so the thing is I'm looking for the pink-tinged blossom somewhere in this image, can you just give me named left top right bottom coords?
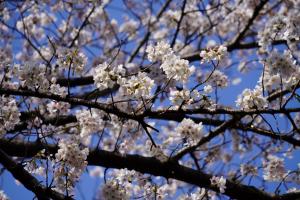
left=207, top=70, right=229, bottom=88
left=169, top=89, right=200, bottom=108
left=100, top=180, right=129, bottom=200
left=46, top=101, right=70, bottom=117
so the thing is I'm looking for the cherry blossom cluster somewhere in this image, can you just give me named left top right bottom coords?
left=0, top=96, right=20, bottom=136
left=54, top=136, right=89, bottom=193
left=175, top=118, right=204, bottom=146
left=12, top=63, right=50, bottom=91
left=1, top=0, right=300, bottom=199
left=99, top=169, right=137, bottom=199
left=16, top=4, right=52, bottom=39
left=119, top=19, right=139, bottom=39
left=258, top=11, right=300, bottom=50
left=49, top=82, right=68, bottom=98
left=162, top=56, right=195, bottom=83
left=240, top=164, right=258, bottom=176
left=236, top=85, right=268, bottom=110
left=10, top=63, right=68, bottom=97
left=207, top=70, right=229, bottom=88
left=93, top=62, right=125, bottom=90
left=56, top=48, right=87, bottom=74
left=200, top=46, right=227, bottom=63
left=147, top=144, right=168, bottom=162
left=169, top=89, right=200, bottom=108
left=158, top=0, right=212, bottom=43
left=123, top=72, right=154, bottom=98
left=93, top=63, right=154, bottom=98
left=100, top=180, right=129, bottom=200
left=46, top=101, right=70, bottom=117
left=146, top=41, right=195, bottom=83
left=146, top=41, right=173, bottom=62
left=263, top=51, right=300, bottom=92
left=203, top=85, right=213, bottom=94
left=76, top=109, right=105, bottom=139
left=24, top=159, right=45, bottom=177
left=98, top=168, right=183, bottom=199
left=263, top=155, right=286, bottom=182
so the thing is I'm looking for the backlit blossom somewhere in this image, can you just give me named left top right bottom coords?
left=54, top=136, right=89, bottom=193
left=175, top=118, right=204, bottom=145
left=236, top=86, right=268, bottom=110
left=57, top=48, right=87, bottom=74
left=160, top=54, right=195, bottom=82
left=0, top=190, right=9, bottom=200
left=93, top=63, right=125, bottom=90
left=123, top=72, right=154, bottom=98
left=210, top=176, right=226, bottom=193
left=0, top=96, right=20, bottom=136
left=200, top=45, right=227, bottom=63
left=146, top=41, right=173, bottom=62
left=263, top=155, right=286, bottom=181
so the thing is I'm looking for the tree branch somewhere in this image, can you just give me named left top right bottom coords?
left=0, top=147, right=73, bottom=200
left=1, top=139, right=296, bottom=200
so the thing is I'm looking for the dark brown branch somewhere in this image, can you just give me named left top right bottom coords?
left=6, top=87, right=299, bottom=121
left=146, top=106, right=300, bottom=118
left=56, top=76, right=94, bottom=87
left=170, top=0, right=187, bottom=48
left=3, top=86, right=300, bottom=147
left=230, top=0, right=268, bottom=48
left=1, top=139, right=296, bottom=200
left=267, top=83, right=300, bottom=102
left=12, top=109, right=300, bottom=148
left=0, top=88, right=140, bottom=121
left=68, top=6, right=95, bottom=48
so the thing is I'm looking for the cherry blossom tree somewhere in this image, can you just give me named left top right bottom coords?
left=0, top=0, right=300, bottom=199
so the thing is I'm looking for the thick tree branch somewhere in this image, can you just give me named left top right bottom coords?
left=1, top=139, right=298, bottom=200
left=0, top=88, right=140, bottom=121
left=3, top=86, right=300, bottom=148
left=3, top=87, right=299, bottom=120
